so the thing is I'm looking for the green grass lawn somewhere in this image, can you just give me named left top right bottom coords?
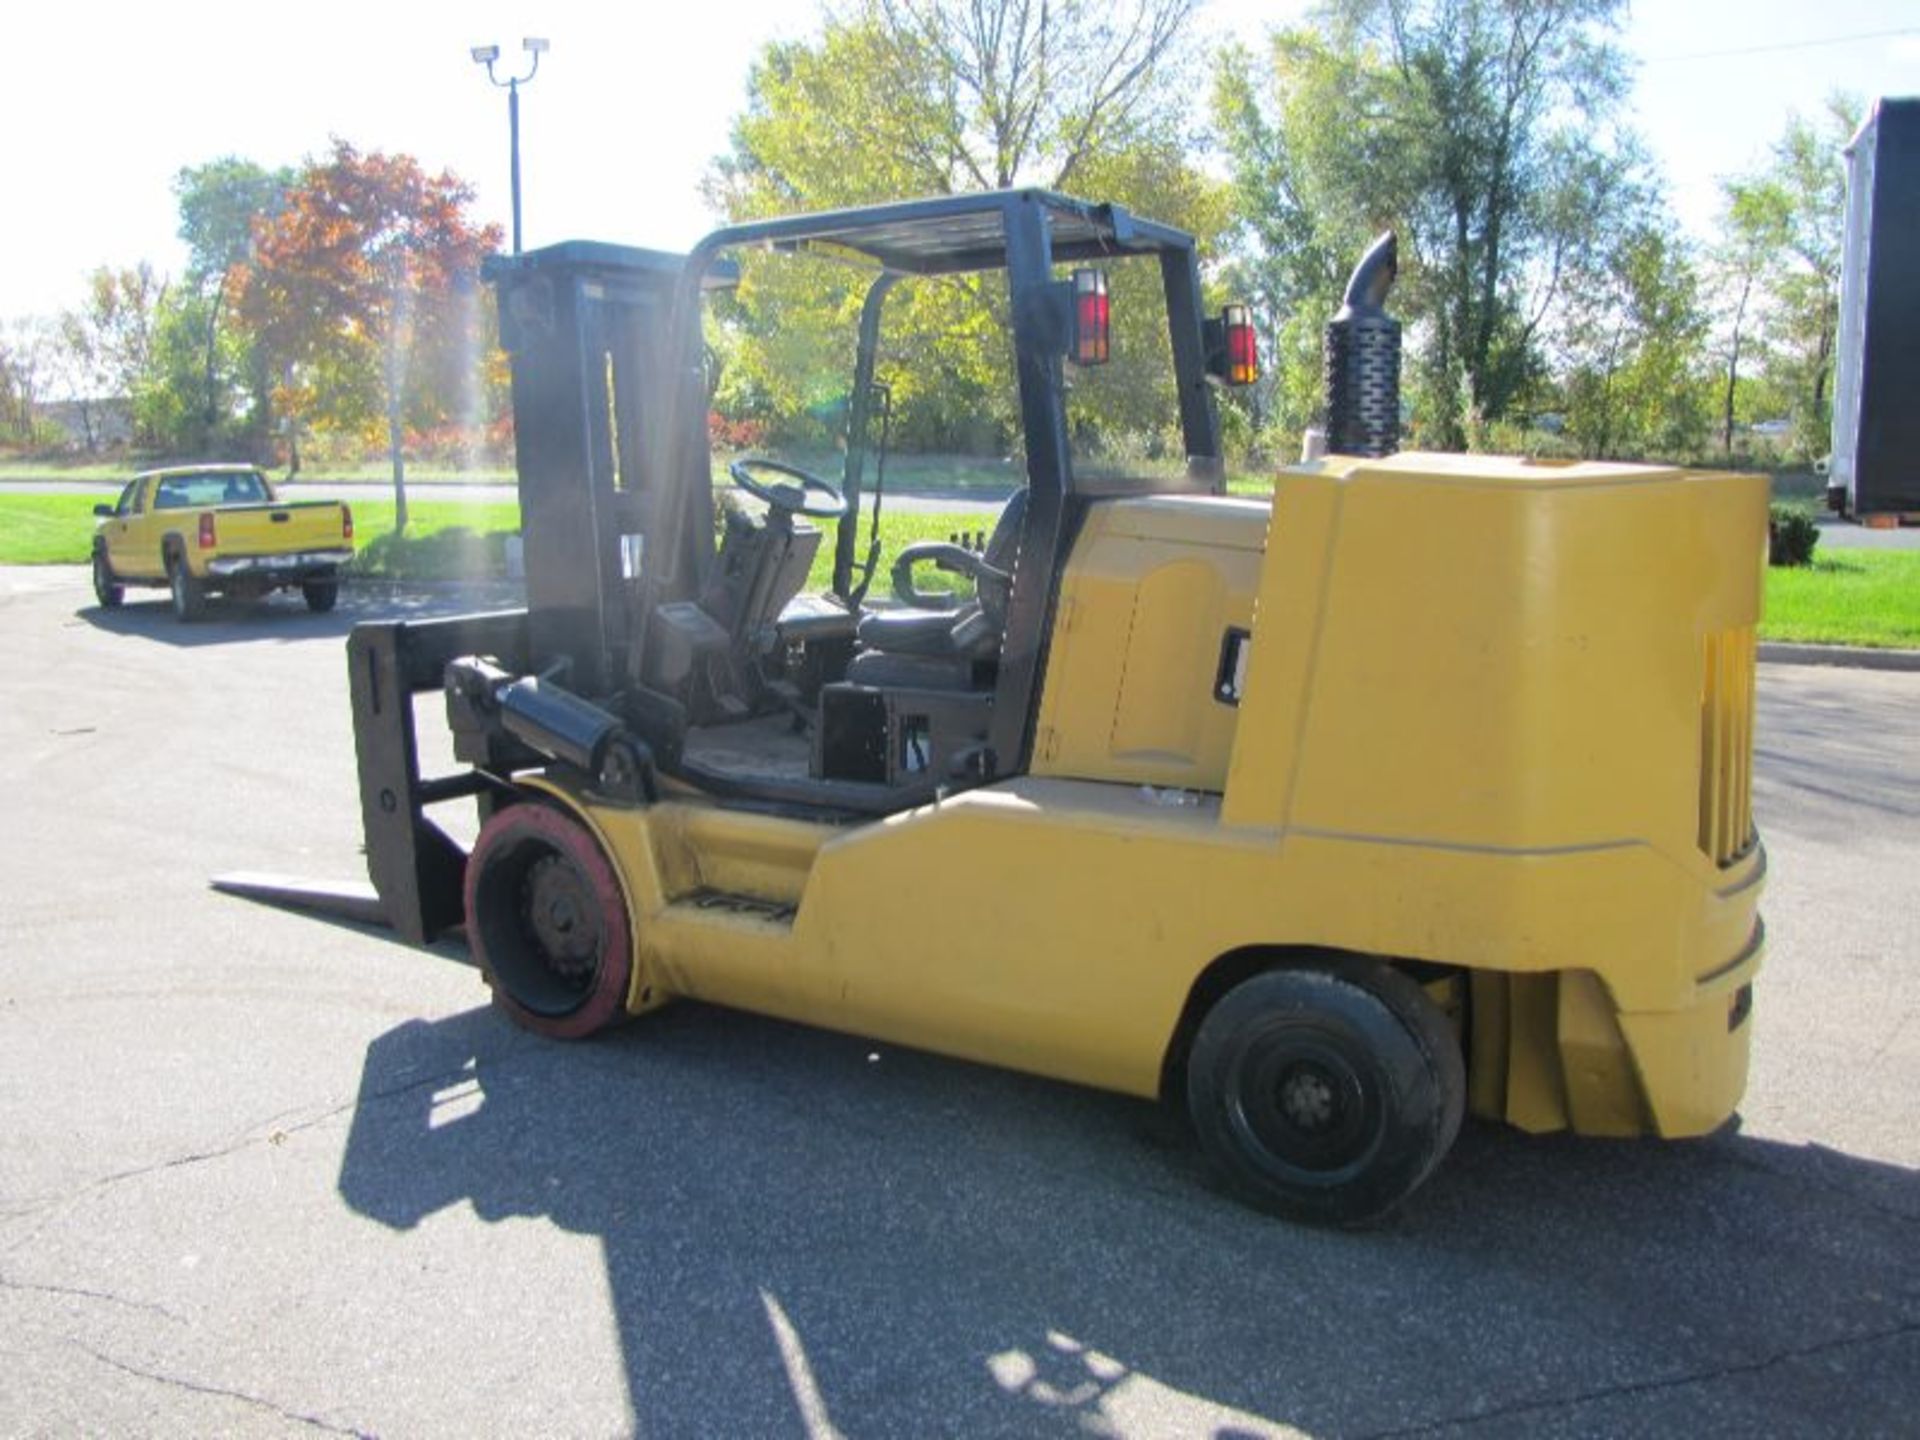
left=1762, top=551, right=1920, bottom=648
left=0, top=491, right=987, bottom=595
left=0, top=493, right=520, bottom=567
left=5, top=490, right=1914, bottom=648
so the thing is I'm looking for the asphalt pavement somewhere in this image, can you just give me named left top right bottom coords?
left=0, top=566, right=1915, bottom=1437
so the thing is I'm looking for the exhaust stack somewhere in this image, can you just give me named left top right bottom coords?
left=1324, top=232, right=1402, bottom=458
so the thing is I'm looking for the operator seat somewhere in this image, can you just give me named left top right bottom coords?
left=846, top=488, right=1028, bottom=691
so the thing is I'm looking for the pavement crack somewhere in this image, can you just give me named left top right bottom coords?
left=3, top=1030, right=544, bottom=1245
left=0, top=1270, right=185, bottom=1323
left=1358, top=1318, right=1920, bottom=1437
left=72, top=1339, right=371, bottom=1438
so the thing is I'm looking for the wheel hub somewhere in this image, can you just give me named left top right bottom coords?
left=522, top=854, right=601, bottom=982
left=1279, top=1063, right=1338, bottom=1131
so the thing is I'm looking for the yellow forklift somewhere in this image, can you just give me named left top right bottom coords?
left=230, top=191, right=1767, bottom=1223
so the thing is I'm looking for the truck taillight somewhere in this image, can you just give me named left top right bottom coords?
left=342, top=504, right=354, bottom=541
left=198, top=513, right=217, bottom=549
left=1071, top=268, right=1110, bottom=366
left=1223, top=304, right=1259, bottom=386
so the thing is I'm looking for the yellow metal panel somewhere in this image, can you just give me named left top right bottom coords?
left=1225, top=456, right=1767, bottom=862
left=1556, top=969, right=1652, bottom=1136
left=1220, top=476, right=1344, bottom=831
left=1109, top=559, right=1228, bottom=764
left=1616, top=934, right=1760, bottom=1138
left=1502, top=973, right=1569, bottom=1132
left=1699, top=627, right=1759, bottom=867
left=1035, top=497, right=1264, bottom=791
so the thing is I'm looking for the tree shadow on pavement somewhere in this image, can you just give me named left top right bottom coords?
left=339, top=999, right=1920, bottom=1438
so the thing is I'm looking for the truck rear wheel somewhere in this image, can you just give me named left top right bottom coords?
left=92, top=549, right=123, bottom=609
left=465, top=801, right=633, bottom=1039
left=168, top=555, right=207, bottom=622
left=1187, top=959, right=1464, bottom=1226
left=302, top=578, right=339, bottom=613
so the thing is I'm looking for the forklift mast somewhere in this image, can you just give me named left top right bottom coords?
left=485, top=242, right=731, bottom=696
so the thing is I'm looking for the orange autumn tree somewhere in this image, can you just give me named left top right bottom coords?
left=236, top=140, right=501, bottom=530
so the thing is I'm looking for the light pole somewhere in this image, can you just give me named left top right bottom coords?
left=470, top=38, right=549, bottom=254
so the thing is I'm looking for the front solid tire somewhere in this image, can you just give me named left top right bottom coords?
left=92, top=549, right=124, bottom=609
left=465, top=801, right=634, bottom=1039
left=168, top=556, right=207, bottom=622
left=1187, top=960, right=1465, bottom=1226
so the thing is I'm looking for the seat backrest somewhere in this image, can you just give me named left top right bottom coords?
left=975, top=488, right=1028, bottom=626
left=985, top=488, right=1027, bottom=568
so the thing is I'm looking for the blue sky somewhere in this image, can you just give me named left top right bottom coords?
left=3, top=1, right=1915, bottom=322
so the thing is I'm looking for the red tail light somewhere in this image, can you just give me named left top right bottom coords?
left=1071, top=268, right=1110, bottom=367
left=198, top=513, right=217, bottom=549
left=1223, top=303, right=1258, bottom=386
left=342, top=504, right=354, bottom=541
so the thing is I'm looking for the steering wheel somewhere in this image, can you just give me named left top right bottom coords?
left=728, top=457, right=846, bottom=520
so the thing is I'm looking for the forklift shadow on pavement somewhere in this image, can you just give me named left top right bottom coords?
left=77, top=580, right=524, bottom=649
left=336, top=1002, right=1920, bottom=1436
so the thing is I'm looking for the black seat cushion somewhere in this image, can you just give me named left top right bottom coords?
left=843, top=651, right=977, bottom=690
left=855, top=606, right=968, bottom=658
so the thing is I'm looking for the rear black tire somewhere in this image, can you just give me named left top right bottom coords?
left=1187, top=959, right=1465, bottom=1226
left=465, top=801, right=634, bottom=1039
left=302, top=578, right=339, bottom=613
left=168, top=555, right=207, bottom=622
left=92, top=549, right=124, bottom=609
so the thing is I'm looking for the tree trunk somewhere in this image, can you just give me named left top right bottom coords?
left=1722, top=275, right=1751, bottom=457
left=203, top=272, right=228, bottom=434
left=386, top=332, right=409, bottom=534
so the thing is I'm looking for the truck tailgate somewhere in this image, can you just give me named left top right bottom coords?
left=209, top=501, right=349, bottom=555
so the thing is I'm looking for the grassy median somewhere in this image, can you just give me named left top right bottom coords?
left=0, top=492, right=993, bottom=597
left=5, top=491, right=1915, bottom=648
left=1762, top=551, right=1920, bottom=648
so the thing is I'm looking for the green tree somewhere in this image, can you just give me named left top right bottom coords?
left=706, top=0, right=1220, bottom=453
left=58, top=264, right=167, bottom=448
left=1749, top=98, right=1857, bottom=462
left=0, top=319, right=57, bottom=446
left=171, top=158, right=294, bottom=449
left=1558, top=223, right=1710, bottom=461
left=236, top=141, right=499, bottom=528
left=713, top=0, right=1204, bottom=209
left=1708, top=178, right=1790, bottom=457
left=1215, top=0, right=1636, bottom=449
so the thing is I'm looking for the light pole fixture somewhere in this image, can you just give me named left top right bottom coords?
left=470, top=38, right=549, bottom=254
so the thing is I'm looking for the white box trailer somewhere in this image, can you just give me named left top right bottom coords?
left=1829, top=96, right=1920, bottom=518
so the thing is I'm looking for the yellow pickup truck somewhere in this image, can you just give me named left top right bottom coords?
left=91, top=465, right=355, bottom=621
